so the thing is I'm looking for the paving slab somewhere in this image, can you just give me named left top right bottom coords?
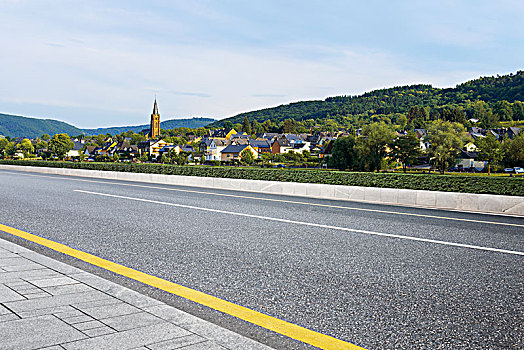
left=62, top=322, right=191, bottom=350
left=0, top=283, right=25, bottom=302
left=0, top=237, right=274, bottom=349
left=147, top=334, right=206, bottom=350
left=100, top=311, right=164, bottom=331
left=0, top=315, right=87, bottom=350
left=77, top=302, right=142, bottom=319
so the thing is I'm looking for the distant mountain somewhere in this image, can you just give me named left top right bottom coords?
left=0, top=114, right=215, bottom=138
left=210, top=70, right=524, bottom=127
left=83, top=117, right=215, bottom=135
left=0, top=113, right=83, bottom=139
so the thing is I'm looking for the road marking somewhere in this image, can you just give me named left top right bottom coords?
left=75, top=189, right=524, bottom=256
left=0, top=223, right=364, bottom=350
left=4, top=170, right=524, bottom=227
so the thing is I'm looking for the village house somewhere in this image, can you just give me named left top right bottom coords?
left=455, top=150, right=487, bottom=171
left=137, top=139, right=172, bottom=157
left=220, top=144, right=258, bottom=162
left=248, top=139, right=271, bottom=154
left=200, top=138, right=231, bottom=161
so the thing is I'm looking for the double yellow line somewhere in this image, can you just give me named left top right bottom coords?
left=0, top=223, right=365, bottom=350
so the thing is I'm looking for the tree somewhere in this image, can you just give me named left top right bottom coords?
left=0, top=138, right=10, bottom=156
left=397, top=114, right=408, bottom=130
left=328, top=136, right=356, bottom=170
left=17, top=138, right=34, bottom=156
left=474, top=133, right=502, bottom=174
left=251, top=120, right=263, bottom=134
left=501, top=133, right=524, bottom=168
left=48, top=134, right=74, bottom=159
left=427, top=120, right=466, bottom=174
left=242, top=116, right=251, bottom=135
left=95, top=134, right=106, bottom=147
left=130, top=133, right=146, bottom=145
left=4, top=142, right=16, bottom=156
left=171, top=151, right=188, bottom=165
left=281, top=119, right=297, bottom=133
left=391, top=132, right=422, bottom=172
left=407, top=106, right=428, bottom=129
left=355, top=122, right=395, bottom=171
left=470, top=101, right=499, bottom=129
left=34, top=140, right=48, bottom=151
left=240, top=148, right=255, bottom=165
left=512, top=101, right=524, bottom=121
left=41, top=134, right=51, bottom=141
left=493, top=101, right=513, bottom=121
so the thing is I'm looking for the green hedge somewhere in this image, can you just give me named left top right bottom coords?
left=1, top=160, right=523, bottom=196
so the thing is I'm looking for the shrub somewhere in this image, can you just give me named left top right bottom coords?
left=1, top=159, right=522, bottom=196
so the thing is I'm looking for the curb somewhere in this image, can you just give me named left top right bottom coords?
left=1, top=164, right=523, bottom=216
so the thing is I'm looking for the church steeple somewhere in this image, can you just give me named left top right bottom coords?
left=150, top=98, right=160, bottom=140
left=152, top=98, right=159, bottom=116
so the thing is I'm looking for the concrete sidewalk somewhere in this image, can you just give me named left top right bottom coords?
left=0, top=238, right=273, bottom=350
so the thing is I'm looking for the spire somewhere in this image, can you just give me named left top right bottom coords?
left=152, top=98, right=159, bottom=115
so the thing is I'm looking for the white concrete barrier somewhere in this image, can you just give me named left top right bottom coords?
left=1, top=164, right=523, bottom=216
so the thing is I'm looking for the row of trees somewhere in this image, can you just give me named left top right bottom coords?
left=328, top=120, right=524, bottom=173
left=0, top=134, right=74, bottom=159
left=217, top=100, right=524, bottom=136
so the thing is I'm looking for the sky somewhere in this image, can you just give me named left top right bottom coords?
left=0, top=0, right=523, bottom=128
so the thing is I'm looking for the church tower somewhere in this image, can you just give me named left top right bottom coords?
left=150, top=98, right=160, bottom=139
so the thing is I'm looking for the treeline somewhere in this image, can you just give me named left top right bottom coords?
left=327, top=120, right=524, bottom=173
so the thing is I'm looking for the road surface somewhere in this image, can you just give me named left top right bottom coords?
left=0, top=169, right=522, bottom=349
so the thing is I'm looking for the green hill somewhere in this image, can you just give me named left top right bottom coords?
left=0, top=114, right=83, bottom=139
left=0, top=114, right=215, bottom=138
left=210, top=70, right=524, bottom=127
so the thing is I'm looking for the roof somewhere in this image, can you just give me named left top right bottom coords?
left=209, top=128, right=236, bottom=138
left=285, top=134, right=304, bottom=142
left=138, top=140, right=156, bottom=146
left=509, top=127, right=521, bottom=136
left=116, top=141, right=131, bottom=150
left=249, top=140, right=271, bottom=148
left=293, top=143, right=308, bottom=149
left=230, top=133, right=250, bottom=139
left=213, top=139, right=231, bottom=147
left=201, top=138, right=215, bottom=147
left=221, top=144, right=250, bottom=154
left=274, top=137, right=291, bottom=147
left=85, top=146, right=96, bottom=154
left=470, top=133, right=485, bottom=139
left=459, top=150, right=479, bottom=159
left=72, top=141, right=84, bottom=151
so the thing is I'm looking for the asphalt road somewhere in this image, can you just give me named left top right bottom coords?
left=0, top=169, right=523, bottom=349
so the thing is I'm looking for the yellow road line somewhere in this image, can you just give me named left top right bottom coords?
left=3, top=171, right=524, bottom=227
left=0, top=223, right=365, bottom=350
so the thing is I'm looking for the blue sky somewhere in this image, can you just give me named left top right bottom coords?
left=0, top=0, right=522, bottom=128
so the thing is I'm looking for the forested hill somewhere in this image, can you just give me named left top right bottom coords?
left=0, top=114, right=215, bottom=138
left=0, top=114, right=83, bottom=139
left=211, top=71, right=524, bottom=127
